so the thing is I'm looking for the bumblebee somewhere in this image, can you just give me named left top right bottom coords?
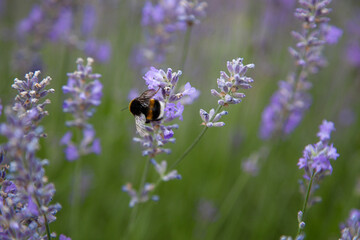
left=129, top=89, right=165, bottom=137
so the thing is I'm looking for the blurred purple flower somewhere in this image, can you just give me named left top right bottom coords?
left=340, top=209, right=360, bottom=240
left=260, top=77, right=311, bottom=139
left=64, top=144, right=79, bottom=162
left=60, top=234, right=72, bottom=240
left=178, top=0, right=207, bottom=26
left=127, top=88, right=139, bottom=101
left=82, top=4, right=97, bottom=36
left=317, top=119, right=335, bottom=141
left=180, top=83, right=200, bottom=105
left=338, top=108, right=356, bottom=127
left=84, top=39, right=112, bottom=63
left=142, top=1, right=165, bottom=26
left=61, top=58, right=102, bottom=161
left=49, top=8, right=73, bottom=42
left=14, top=2, right=112, bottom=73
left=260, top=0, right=340, bottom=139
left=16, top=5, right=43, bottom=36
left=322, top=25, right=343, bottom=45
left=122, top=183, right=158, bottom=207
left=345, top=41, right=360, bottom=67
left=196, top=199, right=218, bottom=223
left=133, top=0, right=195, bottom=69
left=150, top=159, right=181, bottom=181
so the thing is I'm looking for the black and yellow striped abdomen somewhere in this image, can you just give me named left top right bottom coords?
left=146, top=99, right=162, bottom=123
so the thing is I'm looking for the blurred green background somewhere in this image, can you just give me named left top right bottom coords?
left=0, top=0, right=360, bottom=239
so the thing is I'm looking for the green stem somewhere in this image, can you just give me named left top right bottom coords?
left=180, top=26, right=193, bottom=72
left=127, top=157, right=151, bottom=236
left=70, top=156, right=82, bottom=239
left=170, top=105, right=223, bottom=170
left=208, top=173, right=249, bottom=239
left=34, top=195, right=51, bottom=239
left=297, top=171, right=316, bottom=236
left=170, top=126, right=207, bottom=169
left=44, top=213, right=52, bottom=240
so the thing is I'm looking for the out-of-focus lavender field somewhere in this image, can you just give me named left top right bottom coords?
left=0, top=0, right=359, bottom=239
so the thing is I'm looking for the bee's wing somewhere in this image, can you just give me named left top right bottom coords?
left=138, top=89, right=157, bottom=100
left=135, top=114, right=148, bottom=137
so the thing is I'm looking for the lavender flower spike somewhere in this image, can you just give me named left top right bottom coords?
left=125, top=65, right=197, bottom=206
left=122, top=183, right=158, bottom=207
left=12, top=71, right=54, bottom=124
left=0, top=71, right=61, bottom=239
left=178, top=0, right=208, bottom=26
left=259, top=0, right=341, bottom=139
left=61, top=58, right=102, bottom=161
left=211, top=58, right=254, bottom=107
left=340, top=209, right=360, bottom=240
left=150, top=159, right=182, bottom=181
left=298, top=120, right=339, bottom=180
left=132, top=66, right=197, bottom=157
left=200, top=109, right=227, bottom=127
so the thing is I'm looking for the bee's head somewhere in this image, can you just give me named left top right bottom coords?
left=129, top=99, right=142, bottom=116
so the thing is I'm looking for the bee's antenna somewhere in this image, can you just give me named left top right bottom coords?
left=121, top=106, right=128, bottom=111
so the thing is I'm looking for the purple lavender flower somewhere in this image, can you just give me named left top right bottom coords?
left=259, top=0, right=341, bottom=139
left=298, top=120, right=339, bottom=180
left=0, top=71, right=61, bottom=239
left=150, top=159, right=181, bottom=181
left=12, top=70, right=54, bottom=105
left=122, top=183, right=158, bottom=208
left=125, top=66, right=197, bottom=206
left=84, top=39, right=112, bottom=63
left=132, top=0, right=191, bottom=69
left=61, top=58, right=102, bottom=161
left=200, top=57, right=254, bottom=128
left=60, top=234, right=72, bottom=240
left=14, top=2, right=112, bottom=72
left=340, top=209, right=360, bottom=240
left=178, top=0, right=208, bottom=26
left=211, top=58, right=254, bottom=107
left=135, top=66, right=195, bottom=136
left=199, top=109, right=227, bottom=127
left=142, top=66, right=197, bottom=123
left=165, top=102, right=184, bottom=121
left=180, top=83, right=200, bottom=105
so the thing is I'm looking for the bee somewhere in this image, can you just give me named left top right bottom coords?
left=129, top=89, right=165, bottom=137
